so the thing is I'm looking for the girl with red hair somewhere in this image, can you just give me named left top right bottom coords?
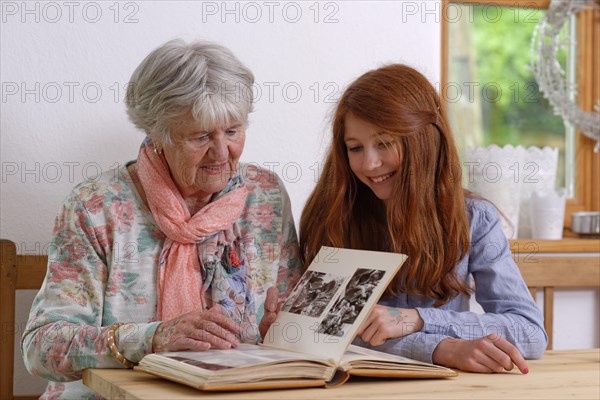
left=300, top=64, right=546, bottom=373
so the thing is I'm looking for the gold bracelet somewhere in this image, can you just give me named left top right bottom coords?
left=107, top=322, right=137, bottom=368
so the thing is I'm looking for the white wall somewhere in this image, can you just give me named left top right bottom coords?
left=1, top=0, right=441, bottom=242
left=1, top=1, right=440, bottom=394
left=1, top=0, right=597, bottom=395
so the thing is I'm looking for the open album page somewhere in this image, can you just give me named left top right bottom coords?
left=262, top=246, right=406, bottom=364
left=137, top=344, right=337, bottom=386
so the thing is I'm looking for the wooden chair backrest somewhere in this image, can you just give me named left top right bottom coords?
left=516, top=255, right=600, bottom=350
left=0, top=239, right=48, bottom=400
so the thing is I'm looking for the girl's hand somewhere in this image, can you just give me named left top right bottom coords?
left=357, top=305, right=424, bottom=346
left=432, top=333, right=529, bottom=374
left=152, top=304, right=241, bottom=352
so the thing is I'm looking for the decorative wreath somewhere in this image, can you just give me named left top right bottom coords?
left=531, top=0, right=600, bottom=150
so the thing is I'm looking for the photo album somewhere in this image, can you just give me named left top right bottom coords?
left=135, top=247, right=457, bottom=391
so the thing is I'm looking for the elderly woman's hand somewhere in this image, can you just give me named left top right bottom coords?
left=152, top=304, right=241, bottom=352
left=259, top=287, right=283, bottom=340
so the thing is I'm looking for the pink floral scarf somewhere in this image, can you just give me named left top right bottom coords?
left=136, top=140, right=248, bottom=321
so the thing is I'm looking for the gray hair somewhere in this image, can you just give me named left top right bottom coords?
left=125, top=39, right=254, bottom=146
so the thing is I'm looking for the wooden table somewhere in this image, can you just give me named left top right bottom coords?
left=83, top=349, right=600, bottom=399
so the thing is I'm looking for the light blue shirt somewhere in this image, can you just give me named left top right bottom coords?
left=354, top=198, right=548, bottom=363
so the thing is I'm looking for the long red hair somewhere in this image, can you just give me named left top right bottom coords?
left=300, top=64, right=471, bottom=305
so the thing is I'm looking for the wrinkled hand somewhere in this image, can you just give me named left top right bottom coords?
left=259, top=287, right=283, bottom=340
left=432, top=333, right=529, bottom=374
left=357, top=305, right=424, bottom=346
left=152, top=304, right=241, bottom=353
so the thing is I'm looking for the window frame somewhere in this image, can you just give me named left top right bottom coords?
left=441, top=0, right=600, bottom=234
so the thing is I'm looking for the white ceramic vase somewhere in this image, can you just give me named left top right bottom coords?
left=517, top=147, right=559, bottom=238
left=464, top=145, right=525, bottom=239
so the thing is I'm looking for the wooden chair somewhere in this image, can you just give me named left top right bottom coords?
left=516, top=255, right=600, bottom=350
left=1, top=239, right=48, bottom=400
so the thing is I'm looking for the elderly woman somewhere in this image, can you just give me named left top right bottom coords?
left=22, top=39, right=302, bottom=399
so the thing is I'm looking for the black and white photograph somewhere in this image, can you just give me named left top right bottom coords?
left=318, top=268, right=385, bottom=337
left=281, top=271, right=346, bottom=318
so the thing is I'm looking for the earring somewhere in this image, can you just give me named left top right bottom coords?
left=153, top=147, right=162, bottom=155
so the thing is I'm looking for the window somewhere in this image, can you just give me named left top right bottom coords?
left=442, top=0, right=600, bottom=234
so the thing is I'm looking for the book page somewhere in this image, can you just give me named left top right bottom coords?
left=339, top=345, right=457, bottom=377
left=341, top=344, right=433, bottom=366
left=146, top=344, right=333, bottom=371
left=263, top=246, right=406, bottom=364
left=137, top=344, right=338, bottom=387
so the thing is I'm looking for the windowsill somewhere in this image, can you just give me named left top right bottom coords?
left=510, top=236, right=600, bottom=253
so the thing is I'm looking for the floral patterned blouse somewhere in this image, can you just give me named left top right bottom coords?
left=21, top=162, right=303, bottom=399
